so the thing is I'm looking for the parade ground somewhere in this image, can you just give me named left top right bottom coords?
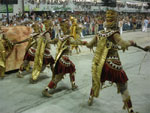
left=1, top=29, right=150, bottom=113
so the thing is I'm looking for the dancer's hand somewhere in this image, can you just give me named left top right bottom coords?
left=82, top=41, right=87, bottom=45
left=129, top=40, right=136, bottom=46
left=144, top=46, right=150, bottom=52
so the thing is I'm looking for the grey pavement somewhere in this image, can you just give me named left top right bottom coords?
left=1, top=29, right=150, bottom=113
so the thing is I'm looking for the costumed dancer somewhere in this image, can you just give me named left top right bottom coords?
left=0, top=29, right=14, bottom=79
left=42, top=19, right=87, bottom=97
left=17, top=22, right=54, bottom=84
left=86, top=10, right=137, bottom=113
left=43, top=20, right=53, bottom=36
left=70, top=16, right=81, bottom=54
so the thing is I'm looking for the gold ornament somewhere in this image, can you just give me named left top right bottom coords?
left=106, top=10, right=118, bottom=29
left=32, top=23, right=40, bottom=33
left=43, top=20, right=52, bottom=31
left=60, top=20, right=70, bottom=35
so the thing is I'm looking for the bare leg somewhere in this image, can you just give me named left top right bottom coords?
left=40, top=65, right=46, bottom=72
left=88, top=79, right=102, bottom=106
left=88, top=88, right=94, bottom=106
left=17, top=60, right=30, bottom=78
left=69, top=73, right=78, bottom=90
left=42, top=73, right=64, bottom=97
left=117, top=83, right=135, bottom=113
left=50, top=64, right=54, bottom=74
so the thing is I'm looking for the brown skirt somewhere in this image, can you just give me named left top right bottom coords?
left=54, top=55, right=75, bottom=75
left=23, top=47, right=54, bottom=65
left=101, top=63, right=128, bottom=83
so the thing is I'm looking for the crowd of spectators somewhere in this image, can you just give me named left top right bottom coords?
left=117, top=3, right=125, bottom=8
left=0, top=11, right=150, bottom=39
left=126, top=3, right=142, bottom=9
left=28, top=0, right=69, bottom=5
left=26, top=0, right=150, bottom=10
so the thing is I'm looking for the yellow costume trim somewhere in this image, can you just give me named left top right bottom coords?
left=60, top=21, right=70, bottom=35
left=25, top=37, right=36, bottom=51
left=0, top=35, right=13, bottom=77
left=32, top=36, right=46, bottom=80
left=43, top=20, right=52, bottom=31
left=70, top=18, right=81, bottom=52
left=106, top=10, right=118, bottom=29
left=91, top=36, right=112, bottom=97
left=52, top=39, right=68, bottom=80
left=55, top=39, right=68, bottom=63
left=32, top=23, right=41, bottom=33
left=0, top=39, right=6, bottom=77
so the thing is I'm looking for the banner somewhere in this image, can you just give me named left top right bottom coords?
left=0, top=4, right=13, bottom=13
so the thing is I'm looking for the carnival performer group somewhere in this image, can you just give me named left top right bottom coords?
left=17, top=20, right=55, bottom=83
left=1, top=9, right=150, bottom=113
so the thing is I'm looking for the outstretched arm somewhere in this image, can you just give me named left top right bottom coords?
left=86, top=35, right=98, bottom=49
left=70, top=36, right=87, bottom=46
left=144, top=46, right=150, bottom=52
left=47, top=38, right=58, bottom=44
left=113, top=33, right=135, bottom=52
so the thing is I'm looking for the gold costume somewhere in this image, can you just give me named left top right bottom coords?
left=87, top=30, right=130, bottom=97
left=70, top=17, right=81, bottom=53
left=0, top=34, right=13, bottom=78
left=42, top=20, right=86, bottom=97
left=31, top=22, right=53, bottom=82
left=90, top=33, right=112, bottom=97
left=87, top=10, right=136, bottom=113
left=32, top=36, right=46, bottom=80
left=18, top=23, right=54, bottom=83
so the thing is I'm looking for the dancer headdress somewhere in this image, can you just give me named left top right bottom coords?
left=60, top=20, right=70, bottom=35
left=106, top=10, right=118, bottom=30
